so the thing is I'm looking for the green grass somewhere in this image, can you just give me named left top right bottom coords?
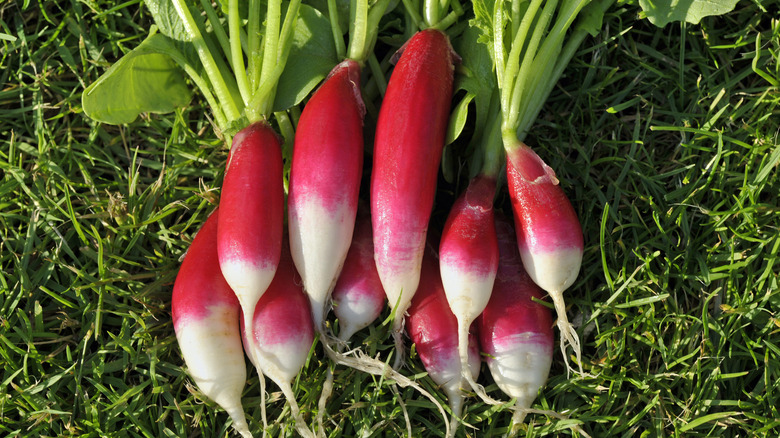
left=1, top=0, right=779, bottom=437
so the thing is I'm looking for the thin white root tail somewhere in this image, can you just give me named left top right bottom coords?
left=242, top=308, right=268, bottom=437
left=391, top=317, right=406, bottom=370
left=390, top=385, right=413, bottom=437
left=223, top=405, right=252, bottom=438
left=459, top=324, right=504, bottom=406
left=507, top=406, right=590, bottom=438
left=320, top=334, right=451, bottom=438
left=279, top=383, right=316, bottom=438
left=446, top=394, right=465, bottom=438
left=550, top=293, right=583, bottom=376
left=316, top=366, right=334, bottom=438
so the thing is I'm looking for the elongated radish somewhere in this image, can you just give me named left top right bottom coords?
left=244, top=236, right=316, bottom=438
left=218, top=121, right=284, bottom=360
left=505, top=142, right=583, bottom=372
left=288, top=59, right=365, bottom=332
left=331, top=209, right=386, bottom=342
left=439, top=174, right=501, bottom=404
left=479, top=213, right=554, bottom=429
left=371, top=28, right=456, bottom=366
left=171, top=208, right=252, bottom=438
left=407, top=246, right=480, bottom=438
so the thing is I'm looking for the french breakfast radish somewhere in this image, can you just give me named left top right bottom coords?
left=217, top=121, right=284, bottom=365
left=244, top=236, right=316, bottom=438
left=371, top=28, right=456, bottom=366
left=408, top=246, right=480, bottom=438
left=331, top=209, right=386, bottom=342
left=171, top=208, right=252, bottom=438
left=439, top=174, right=501, bottom=404
left=505, top=142, right=583, bottom=373
left=479, top=213, right=554, bottom=428
left=288, top=59, right=365, bottom=332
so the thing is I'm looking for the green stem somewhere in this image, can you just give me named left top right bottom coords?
left=480, top=94, right=504, bottom=179
left=183, top=64, right=228, bottom=131
left=252, top=0, right=303, bottom=118
left=500, top=0, right=544, bottom=125
left=401, top=0, right=424, bottom=34
left=248, top=0, right=263, bottom=91
left=424, top=0, right=439, bottom=28
left=328, top=0, right=346, bottom=61
left=347, top=0, right=369, bottom=61
left=274, top=110, right=296, bottom=145
left=516, top=0, right=615, bottom=139
left=171, top=0, right=241, bottom=122
left=199, top=0, right=232, bottom=67
left=368, top=53, right=387, bottom=96
left=505, top=0, right=558, bottom=132
left=512, top=0, right=590, bottom=138
left=492, top=0, right=506, bottom=89
left=430, top=9, right=460, bottom=30
left=229, top=0, right=250, bottom=105
left=258, top=0, right=283, bottom=99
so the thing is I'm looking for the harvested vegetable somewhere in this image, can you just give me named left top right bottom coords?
left=171, top=208, right=252, bottom=438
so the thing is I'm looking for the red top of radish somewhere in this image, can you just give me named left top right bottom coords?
left=172, top=208, right=239, bottom=328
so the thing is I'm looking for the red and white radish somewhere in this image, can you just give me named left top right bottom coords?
left=438, top=174, right=501, bottom=403
left=171, top=208, right=252, bottom=438
left=244, top=236, right=316, bottom=438
left=218, top=121, right=284, bottom=364
left=371, top=28, right=456, bottom=366
left=331, top=209, right=386, bottom=342
left=479, top=214, right=554, bottom=427
left=505, top=142, right=583, bottom=372
left=407, top=245, right=480, bottom=438
left=288, top=59, right=365, bottom=332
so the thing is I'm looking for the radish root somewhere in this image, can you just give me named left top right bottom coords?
left=320, top=333, right=451, bottom=438
left=550, top=293, right=583, bottom=375
left=316, top=366, right=334, bottom=438
left=458, top=322, right=504, bottom=406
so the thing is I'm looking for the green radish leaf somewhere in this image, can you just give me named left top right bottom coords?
left=446, top=93, right=475, bottom=146
left=639, top=0, right=740, bottom=27
left=272, top=4, right=338, bottom=112
left=144, top=0, right=191, bottom=42
left=82, top=32, right=193, bottom=125
left=578, top=0, right=608, bottom=37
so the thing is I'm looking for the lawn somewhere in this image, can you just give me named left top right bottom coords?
left=1, top=0, right=779, bottom=437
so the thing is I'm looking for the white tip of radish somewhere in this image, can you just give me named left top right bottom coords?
left=486, top=336, right=553, bottom=410
left=289, top=200, right=354, bottom=329
left=333, top=292, right=382, bottom=342
left=440, top=268, right=496, bottom=324
left=518, top=247, right=582, bottom=295
left=219, top=259, right=275, bottom=309
left=176, top=308, right=252, bottom=438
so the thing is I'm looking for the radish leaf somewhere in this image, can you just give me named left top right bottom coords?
left=82, top=33, right=193, bottom=125
left=273, top=4, right=338, bottom=112
left=639, top=0, right=740, bottom=27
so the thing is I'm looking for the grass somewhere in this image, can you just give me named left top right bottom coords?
left=1, top=0, right=779, bottom=437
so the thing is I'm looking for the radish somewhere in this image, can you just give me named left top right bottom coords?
left=463, top=0, right=597, bottom=373
left=244, top=236, right=316, bottom=438
left=479, top=213, right=554, bottom=429
left=288, top=59, right=365, bottom=332
left=438, top=174, right=502, bottom=404
left=505, top=142, right=583, bottom=372
left=371, top=28, right=456, bottom=367
left=218, top=121, right=284, bottom=365
left=171, top=208, right=252, bottom=438
left=331, top=209, right=386, bottom=342
left=407, top=246, right=481, bottom=438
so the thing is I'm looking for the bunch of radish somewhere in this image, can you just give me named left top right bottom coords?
left=83, top=0, right=618, bottom=433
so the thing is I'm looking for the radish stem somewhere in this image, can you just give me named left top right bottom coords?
left=229, top=0, right=250, bottom=105
left=171, top=0, right=241, bottom=122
